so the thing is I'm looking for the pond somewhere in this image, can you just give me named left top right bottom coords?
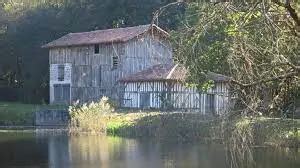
left=0, top=131, right=299, bottom=168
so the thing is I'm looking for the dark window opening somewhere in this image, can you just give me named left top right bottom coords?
left=112, top=56, right=118, bottom=69
left=160, top=92, right=167, bottom=108
left=58, top=65, right=65, bottom=81
left=206, top=94, right=215, bottom=114
left=94, top=44, right=100, bottom=54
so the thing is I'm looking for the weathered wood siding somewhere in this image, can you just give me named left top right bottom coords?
left=121, top=81, right=230, bottom=114
left=49, top=33, right=172, bottom=104
left=121, top=34, right=172, bottom=77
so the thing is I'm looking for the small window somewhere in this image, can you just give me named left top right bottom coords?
left=58, top=65, right=65, bottom=81
left=94, top=44, right=100, bottom=54
left=112, top=56, right=118, bottom=69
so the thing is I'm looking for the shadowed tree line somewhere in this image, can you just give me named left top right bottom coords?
left=0, top=0, right=185, bottom=103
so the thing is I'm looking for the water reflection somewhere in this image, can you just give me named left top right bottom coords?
left=252, top=147, right=300, bottom=168
left=0, top=132, right=299, bottom=168
left=48, top=135, right=139, bottom=168
left=46, top=135, right=227, bottom=168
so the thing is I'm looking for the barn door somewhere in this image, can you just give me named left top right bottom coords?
left=54, top=84, right=70, bottom=104
left=140, top=93, right=150, bottom=109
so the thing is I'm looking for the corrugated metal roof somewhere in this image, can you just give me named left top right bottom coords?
left=42, top=24, right=168, bottom=48
left=119, top=64, right=230, bottom=82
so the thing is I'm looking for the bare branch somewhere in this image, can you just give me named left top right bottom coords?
left=231, top=71, right=299, bottom=87
left=272, top=0, right=300, bottom=27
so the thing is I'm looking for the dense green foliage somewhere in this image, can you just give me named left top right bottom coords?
left=172, top=3, right=230, bottom=86
left=172, top=1, right=300, bottom=116
left=0, top=0, right=184, bottom=103
left=170, top=3, right=300, bottom=166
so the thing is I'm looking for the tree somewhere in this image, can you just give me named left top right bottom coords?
left=166, top=2, right=299, bottom=167
left=172, top=0, right=300, bottom=116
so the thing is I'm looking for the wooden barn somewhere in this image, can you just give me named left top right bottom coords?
left=119, top=64, right=230, bottom=115
left=43, top=24, right=172, bottom=104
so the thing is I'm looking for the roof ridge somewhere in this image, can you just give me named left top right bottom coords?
left=42, top=24, right=168, bottom=48
left=69, top=24, right=151, bottom=35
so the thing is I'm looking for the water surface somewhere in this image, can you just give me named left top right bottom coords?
left=0, top=131, right=299, bottom=168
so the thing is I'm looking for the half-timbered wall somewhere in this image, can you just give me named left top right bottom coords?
left=121, top=81, right=229, bottom=115
left=49, top=33, right=172, bottom=104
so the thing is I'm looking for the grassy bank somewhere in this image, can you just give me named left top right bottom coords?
left=69, top=98, right=300, bottom=146
left=71, top=110, right=300, bottom=146
left=0, top=102, right=66, bottom=125
left=104, top=112, right=220, bottom=141
left=105, top=115, right=300, bottom=147
left=0, top=102, right=38, bottom=125
left=1, top=100, right=299, bottom=147
left=68, top=98, right=221, bottom=141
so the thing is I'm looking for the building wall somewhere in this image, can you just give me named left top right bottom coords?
left=49, top=33, right=172, bottom=104
left=121, top=81, right=230, bottom=115
left=49, top=63, right=72, bottom=104
left=121, top=34, right=172, bottom=77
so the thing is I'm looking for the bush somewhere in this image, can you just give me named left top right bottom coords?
left=69, top=97, right=114, bottom=133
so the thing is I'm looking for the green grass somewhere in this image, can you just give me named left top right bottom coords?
left=68, top=103, right=219, bottom=142
left=0, top=101, right=67, bottom=125
left=101, top=113, right=300, bottom=145
left=94, top=112, right=219, bottom=142
left=0, top=102, right=38, bottom=125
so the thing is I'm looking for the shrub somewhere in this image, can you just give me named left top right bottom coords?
left=69, top=97, right=114, bottom=133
